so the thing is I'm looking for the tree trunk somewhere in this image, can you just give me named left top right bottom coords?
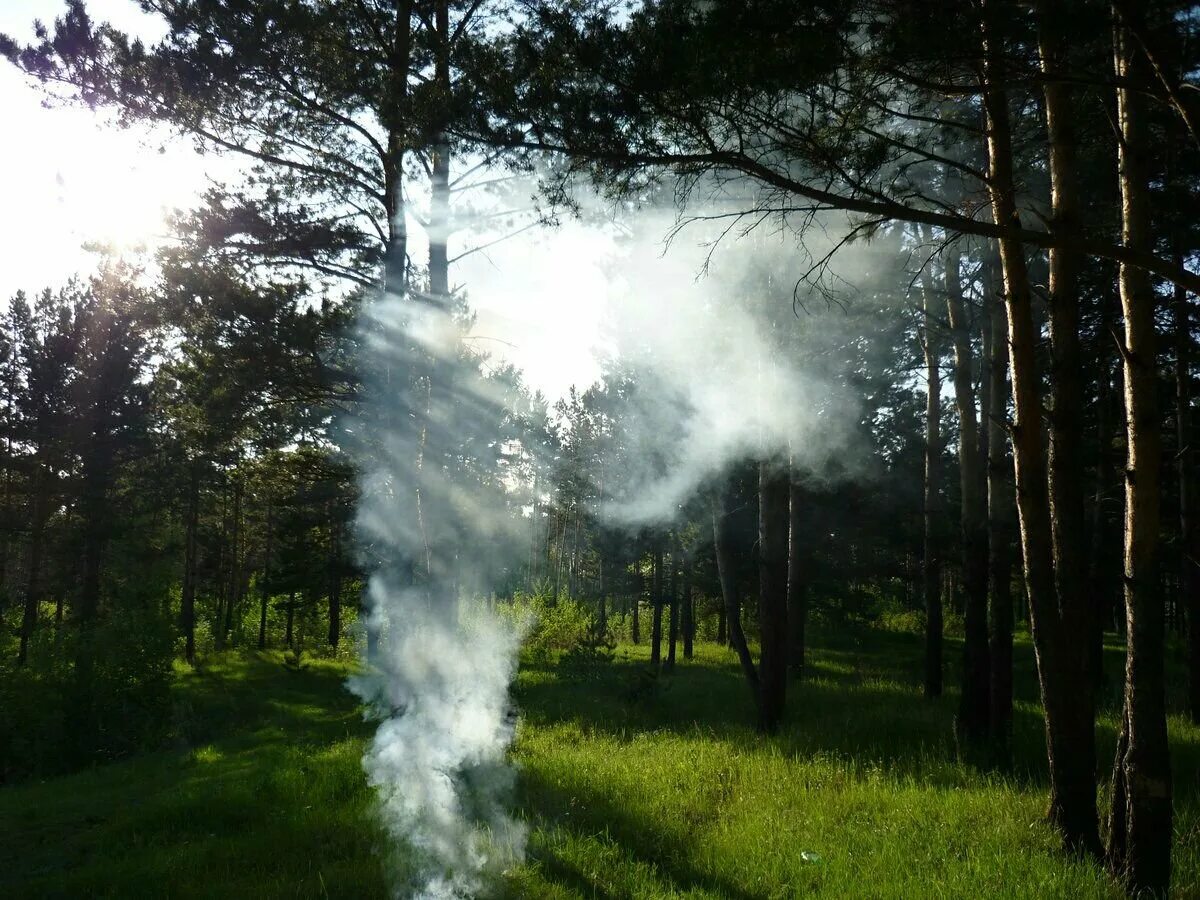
left=632, top=554, right=641, bottom=644
left=222, top=476, right=243, bottom=646
left=285, top=589, right=296, bottom=648
left=1181, top=268, right=1200, bottom=723
left=1038, top=0, right=1097, bottom=738
left=787, top=471, right=808, bottom=679
left=1089, top=284, right=1118, bottom=686
left=650, top=543, right=663, bottom=667
left=666, top=545, right=679, bottom=670
left=257, top=499, right=273, bottom=651
left=758, top=461, right=789, bottom=733
left=428, top=0, right=451, bottom=302
left=921, top=256, right=944, bottom=700
left=983, top=256, right=1015, bottom=744
left=1107, top=12, right=1172, bottom=892
left=327, top=513, right=343, bottom=648
left=945, top=242, right=990, bottom=740
left=682, top=554, right=694, bottom=660
left=382, top=0, right=414, bottom=298
left=17, top=473, right=47, bottom=666
left=981, top=0, right=1100, bottom=856
left=713, top=487, right=760, bottom=713
left=182, top=461, right=200, bottom=664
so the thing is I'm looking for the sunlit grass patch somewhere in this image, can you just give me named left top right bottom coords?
left=1, top=631, right=1197, bottom=897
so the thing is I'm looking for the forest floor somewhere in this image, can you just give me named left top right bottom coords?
left=1, top=626, right=1197, bottom=899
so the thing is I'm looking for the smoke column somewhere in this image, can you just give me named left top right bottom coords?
left=349, top=288, right=529, bottom=899
left=347, top=183, right=900, bottom=894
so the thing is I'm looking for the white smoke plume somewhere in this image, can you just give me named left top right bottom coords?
left=349, top=290, right=530, bottom=899
left=347, top=176, right=907, bottom=895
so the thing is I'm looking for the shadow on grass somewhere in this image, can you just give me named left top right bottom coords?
left=515, top=626, right=1200, bottom=798
left=518, top=768, right=762, bottom=900
left=0, top=652, right=388, bottom=900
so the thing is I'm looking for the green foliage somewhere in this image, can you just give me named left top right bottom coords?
left=555, top=622, right=616, bottom=684
left=506, top=591, right=597, bottom=665
left=5, top=633, right=1200, bottom=897
left=0, top=606, right=175, bottom=780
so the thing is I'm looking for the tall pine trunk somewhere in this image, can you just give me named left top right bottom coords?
left=1107, top=11, right=1172, bottom=892
left=713, top=487, right=759, bottom=713
left=982, top=258, right=1015, bottom=745
left=981, top=0, right=1100, bottom=855
left=921, top=259, right=944, bottom=700
left=666, top=545, right=679, bottom=670
left=257, top=499, right=273, bottom=651
left=682, top=554, right=694, bottom=660
left=758, top=461, right=789, bottom=733
left=787, top=470, right=808, bottom=679
left=945, top=243, right=990, bottom=740
left=17, top=473, right=47, bottom=666
left=181, top=461, right=200, bottom=664
left=650, top=543, right=663, bottom=667
left=1180, top=270, right=1200, bottom=723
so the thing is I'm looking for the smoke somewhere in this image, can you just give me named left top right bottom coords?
left=349, top=290, right=530, bottom=899
left=462, top=194, right=902, bottom=527
left=348, top=175, right=907, bottom=896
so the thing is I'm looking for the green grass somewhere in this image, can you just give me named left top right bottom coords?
left=1, top=629, right=1198, bottom=898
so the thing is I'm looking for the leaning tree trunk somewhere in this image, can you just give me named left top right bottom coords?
left=981, top=0, right=1100, bottom=856
left=1107, top=11, right=1172, bottom=893
left=920, top=257, right=944, bottom=700
left=758, top=460, right=790, bottom=733
left=945, top=242, right=990, bottom=741
left=713, top=487, right=760, bottom=714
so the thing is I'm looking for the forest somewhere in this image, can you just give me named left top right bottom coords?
left=0, top=0, right=1198, bottom=897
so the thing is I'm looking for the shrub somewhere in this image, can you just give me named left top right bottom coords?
left=0, top=605, right=175, bottom=781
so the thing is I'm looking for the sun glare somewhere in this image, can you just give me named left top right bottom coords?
left=1, top=64, right=207, bottom=294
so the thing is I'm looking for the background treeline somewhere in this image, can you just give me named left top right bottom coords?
left=1, top=0, right=1198, bottom=895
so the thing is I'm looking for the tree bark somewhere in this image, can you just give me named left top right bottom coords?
left=920, top=253, right=944, bottom=700
left=1181, top=269, right=1200, bottom=723
left=257, top=498, right=273, bottom=651
left=982, top=256, right=1015, bottom=745
left=682, top=553, right=694, bottom=660
left=181, top=461, right=200, bottom=664
left=428, top=0, right=451, bottom=302
left=945, top=242, right=990, bottom=741
left=650, top=542, right=663, bottom=667
left=632, top=552, right=641, bottom=644
left=758, top=461, right=789, bottom=733
left=981, top=0, right=1100, bottom=856
left=17, top=472, right=47, bottom=666
left=1107, top=11, right=1172, bottom=892
left=713, top=487, right=760, bottom=713
left=666, top=544, right=679, bottom=670
left=327, top=512, right=343, bottom=648
left=787, top=470, right=808, bottom=680
left=1038, top=0, right=1098, bottom=733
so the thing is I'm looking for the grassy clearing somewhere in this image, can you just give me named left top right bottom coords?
left=1, top=629, right=1197, bottom=898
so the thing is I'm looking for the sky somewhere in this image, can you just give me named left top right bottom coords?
left=0, top=0, right=605, bottom=401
